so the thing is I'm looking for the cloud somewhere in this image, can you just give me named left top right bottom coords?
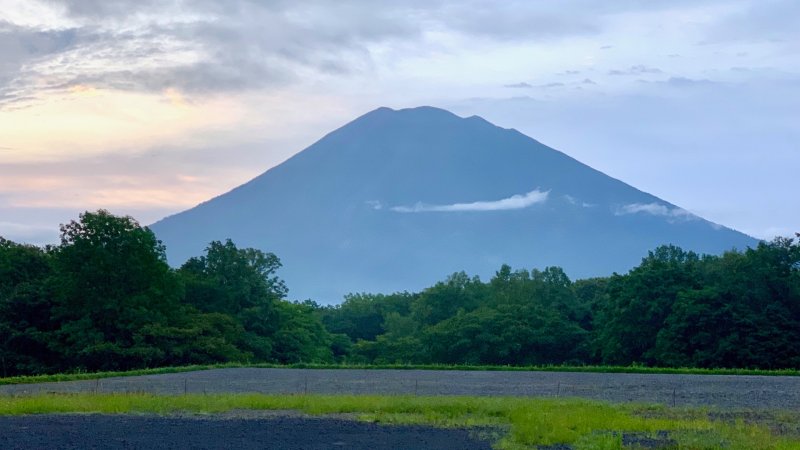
left=0, top=20, right=88, bottom=105
left=0, top=2, right=423, bottom=105
left=616, top=203, right=697, bottom=221
left=563, top=194, right=595, bottom=208
left=705, top=0, right=800, bottom=43
left=447, top=72, right=800, bottom=241
left=539, top=82, right=564, bottom=88
left=392, top=189, right=548, bottom=213
left=6, top=0, right=725, bottom=106
left=51, top=0, right=162, bottom=18
left=441, top=4, right=598, bottom=41
left=608, top=65, right=663, bottom=76
left=504, top=82, right=532, bottom=88
left=664, top=76, right=716, bottom=87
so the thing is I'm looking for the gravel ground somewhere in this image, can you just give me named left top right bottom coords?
left=0, top=414, right=493, bottom=450
left=2, top=368, right=798, bottom=409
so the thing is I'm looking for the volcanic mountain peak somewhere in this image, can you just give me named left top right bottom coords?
left=150, top=106, right=757, bottom=302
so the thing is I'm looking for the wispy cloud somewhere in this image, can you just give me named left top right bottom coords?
left=616, top=202, right=697, bottom=221
left=608, top=64, right=663, bottom=76
left=563, top=194, right=594, bottom=208
left=0, top=0, right=610, bottom=107
left=664, top=76, right=715, bottom=87
left=504, top=82, right=532, bottom=88
left=539, top=82, right=565, bottom=88
left=392, top=189, right=548, bottom=213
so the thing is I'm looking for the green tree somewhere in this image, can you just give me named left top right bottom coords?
left=179, top=239, right=332, bottom=363
left=50, top=210, right=184, bottom=371
left=595, top=245, right=701, bottom=365
left=653, top=239, right=800, bottom=368
left=179, top=240, right=286, bottom=316
left=411, top=272, right=486, bottom=326
left=0, top=238, right=58, bottom=376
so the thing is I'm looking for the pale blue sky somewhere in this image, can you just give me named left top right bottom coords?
left=1, top=0, right=798, bottom=243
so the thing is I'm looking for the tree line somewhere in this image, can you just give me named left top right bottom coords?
left=1, top=210, right=798, bottom=376
left=0, top=211, right=331, bottom=377
left=321, top=239, right=800, bottom=369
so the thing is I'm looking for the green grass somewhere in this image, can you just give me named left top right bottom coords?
left=2, top=362, right=799, bottom=386
left=0, top=393, right=797, bottom=449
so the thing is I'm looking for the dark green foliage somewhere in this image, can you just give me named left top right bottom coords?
left=50, top=211, right=185, bottom=371
left=173, top=239, right=334, bottom=366
left=270, top=301, right=333, bottom=363
left=318, top=292, right=415, bottom=342
left=329, top=264, right=592, bottom=366
left=650, top=239, right=800, bottom=369
left=179, top=240, right=287, bottom=316
left=323, top=240, right=800, bottom=370
left=0, top=211, right=333, bottom=377
left=1, top=210, right=798, bottom=375
left=0, top=239, right=58, bottom=376
left=595, top=245, right=702, bottom=365
left=595, top=241, right=800, bottom=368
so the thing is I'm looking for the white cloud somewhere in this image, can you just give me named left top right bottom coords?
left=365, top=200, right=383, bottom=210
left=392, top=189, right=548, bottom=213
left=563, top=194, right=595, bottom=208
left=616, top=202, right=697, bottom=221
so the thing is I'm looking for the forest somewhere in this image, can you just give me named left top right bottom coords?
left=1, top=210, right=798, bottom=377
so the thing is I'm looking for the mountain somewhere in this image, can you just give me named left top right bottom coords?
left=149, top=106, right=758, bottom=302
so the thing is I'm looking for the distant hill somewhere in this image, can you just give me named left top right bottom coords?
left=149, top=106, right=758, bottom=302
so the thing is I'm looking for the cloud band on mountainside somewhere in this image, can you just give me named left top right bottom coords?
left=391, top=189, right=548, bottom=213
left=616, top=202, right=696, bottom=221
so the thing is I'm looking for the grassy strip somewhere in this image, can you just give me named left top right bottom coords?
left=2, top=362, right=799, bottom=386
left=0, top=393, right=797, bottom=449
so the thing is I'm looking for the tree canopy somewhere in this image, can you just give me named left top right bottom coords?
left=1, top=210, right=798, bottom=376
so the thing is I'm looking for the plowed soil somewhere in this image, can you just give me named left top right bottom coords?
left=2, top=368, right=798, bottom=409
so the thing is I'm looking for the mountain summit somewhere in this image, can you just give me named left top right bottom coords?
left=150, top=106, right=757, bottom=302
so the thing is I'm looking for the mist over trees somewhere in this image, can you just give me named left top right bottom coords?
left=1, top=210, right=798, bottom=377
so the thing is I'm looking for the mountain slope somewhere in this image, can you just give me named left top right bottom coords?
left=150, top=106, right=757, bottom=302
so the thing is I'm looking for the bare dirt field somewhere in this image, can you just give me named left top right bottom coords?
left=2, top=368, right=798, bottom=409
left=0, top=413, right=493, bottom=450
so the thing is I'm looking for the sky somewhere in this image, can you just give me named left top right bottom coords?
left=1, top=0, right=798, bottom=244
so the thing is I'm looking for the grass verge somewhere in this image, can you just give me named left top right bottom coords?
left=0, top=393, right=798, bottom=449
left=2, top=362, right=799, bottom=386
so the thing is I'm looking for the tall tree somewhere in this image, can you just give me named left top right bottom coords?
left=0, top=238, right=58, bottom=376
left=595, top=245, right=701, bottom=365
left=50, top=210, right=184, bottom=371
left=179, top=239, right=332, bottom=363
